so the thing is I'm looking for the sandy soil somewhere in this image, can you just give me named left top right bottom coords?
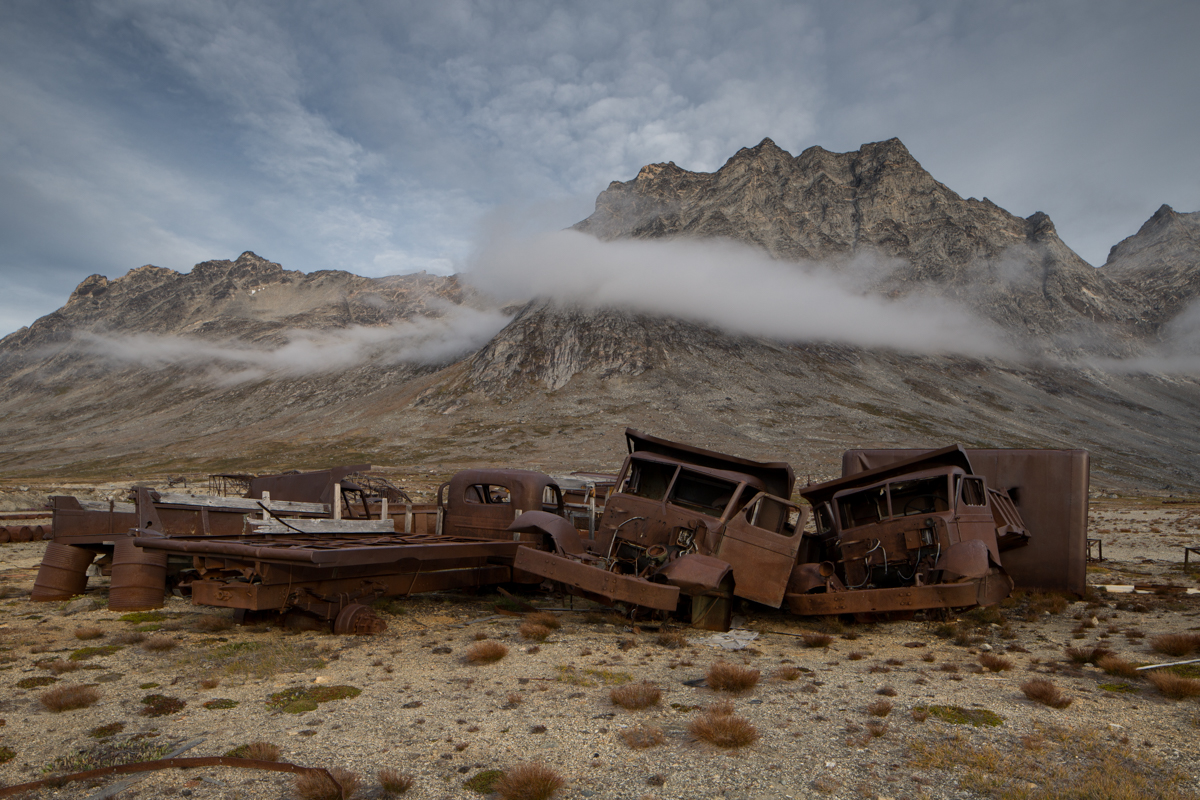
left=0, top=500, right=1197, bottom=800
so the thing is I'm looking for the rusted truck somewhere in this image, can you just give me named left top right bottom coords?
left=513, top=430, right=809, bottom=630
left=785, top=445, right=1027, bottom=619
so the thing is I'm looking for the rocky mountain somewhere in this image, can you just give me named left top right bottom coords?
left=2, top=140, right=1199, bottom=491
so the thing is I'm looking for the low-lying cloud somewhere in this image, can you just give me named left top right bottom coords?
left=468, top=230, right=1014, bottom=357
left=77, top=305, right=512, bottom=384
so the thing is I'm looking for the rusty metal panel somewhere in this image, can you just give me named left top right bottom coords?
left=443, top=469, right=563, bottom=541
left=513, top=548, right=680, bottom=610
left=249, top=464, right=370, bottom=505
left=717, top=493, right=809, bottom=608
left=843, top=448, right=1088, bottom=595
left=785, top=571, right=1012, bottom=616
left=626, top=428, right=795, bottom=498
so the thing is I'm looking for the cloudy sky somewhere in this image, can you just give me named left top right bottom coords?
left=1, top=0, right=1197, bottom=337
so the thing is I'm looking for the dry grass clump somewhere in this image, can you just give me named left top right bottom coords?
left=775, top=666, right=802, bottom=681
left=689, top=702, right=758, bottom=749
left=911, top=707, right=930, bottom=722
left=1149, top=633, right=1200, bottom=658
left=1144, top=670, right=1200, bottom=700
left=866, top=699, right=893, bottom=717
left=199, top=678, right=220, bottom=690
left=294, top=767, right=361, bottom=800
left=706, top=661, right=760, bottom=694
left=801, top=632, right=834, bottom=648
left=40, top=684, right=101, bottom=712
left=865, top=720, right=888, bottom=738
left=1097, top=655, right=1141, bottom=679
left=519, top=622, right=552, bottom=642
left=1021, top=678, right=1072, bottom=709
left=494, top=762, right=565, bottom=800
left=194, top=614, right=235, bottom=633
left=656, top=630, right=688, bottom=649
left=610, top=681, right=661, bottom=710
left=141, top=635, right=178, bottom=653
left=876, top=685, right=897, bottom=697
left=1065, top=645, right=1113, bottom=665
left=73, top=626, right=104, bottom=640
left=620, top=724, right=665, bottom=749
left=465, top=641, right=509, bottom=664
left=44, top=659, right=81, bottom=675
left=526, top=612, right=561, bottom=630
left=378, top=767, right=415, bottom=796
left=226, top=741, right=281, bottom=761
left=505, top=692, right=524, bottom=707
left=979, top=652, right=1014, bottom=672
left=113, top=631, right=146, bottom=645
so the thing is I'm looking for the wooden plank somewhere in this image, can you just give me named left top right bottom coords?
left=156, top=492, right=328, bottom=514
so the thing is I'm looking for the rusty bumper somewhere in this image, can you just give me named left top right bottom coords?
left=513, top=548, right=680, bottom=611
left=785, top=571, right=1013, bottom=616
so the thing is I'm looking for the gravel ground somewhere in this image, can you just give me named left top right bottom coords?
left=0, top=500, right=1197, bottom=800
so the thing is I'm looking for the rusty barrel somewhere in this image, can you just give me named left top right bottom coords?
left=108, top=538, right=168, bottom=611
left=31, top=542, right=95, bottom=601
left=0, top=527, right=10, bottom=543
left=14, top=526, right=33, bottom=543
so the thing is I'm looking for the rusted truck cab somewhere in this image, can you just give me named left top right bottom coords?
left=514, top=430, right=807, bottom=629
left=438, top=469, right=565, bottom=543
left=790, top=445, right=1022, bottom=618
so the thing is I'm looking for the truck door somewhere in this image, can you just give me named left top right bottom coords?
left=717, top=493, right=809, bottom=608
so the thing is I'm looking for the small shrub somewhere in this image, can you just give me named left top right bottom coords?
left=519, top=622, right=552, bottom=641
left=656, top=630, right=687, bottom=649
left=113, top=632, right=145, bottom=645
left=621, top=724, right=665, bottom=749
left=466, top=641, right=509, bottom=664
left=1145, top=670, right=1200, bottom=700
left=379, top=767, right=415, bottom=795
left=199, top=678, right=220, bottom=690
left=119, top=611, right=167, bottom=624
left=267, top=685, right=361, bottom=714
left=225, top=741, right=281, bottom=761
left=141, top=635, right=178, bottom=653
left=0, top=746, right=13, bottom=766
left=140, top=694, right=186, bottom=717
left=876, top=685, right=897, bottom=697
left=526, top=612, right=561, bottom=630
left=865, top=720, right=888, bottom=737
left=139, top=682, right=160, bottom=690
left=867, top=699, right=893, bottom=717
left=1150, top=633, right=1200, bottom=658
left=1097, top=655, right=1140, bottom=679
left=979, top=653, right=1013, bottom=672
left=294, top=767, right=361, bottom=800
left=775, top=666, right=802, bottom=681
left=611, top=681, right=661, bottom=710
left=1021, top=678, right=1072, bottom=709
left=464, top=769, right=505, bottom=794
left=911, top=707, right=929, bottom=722
left=41, top=684, right=101, bottom=712
left=530, top=724, right=547, bottom=734
left=505, top=692, right=524, bottom=707
left=848, top=651, right=865, bottom=661
left=44, top=659, right=81, bottom=675
left=74, top=626, right=105, bottom=640
left=689, top=704, right=758, bottom=748
left=707, top=661, right=760, bottom=694
left=494, top=762, right=565, bottom=800
left=801, top=632, right=834, bottom=648
left=194, top=614, right=235, bottom=633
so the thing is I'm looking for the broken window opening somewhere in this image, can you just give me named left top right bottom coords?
left=622, top=460, right=676, bottom=501
left=668, top=470, right=739, bottom=516
left=889, top=477, right=950, bottom=517
left=838, top=487, right=887, bottom=529
left=958, top=476, right=986, bottom=507
left=464, top=485, right=511, bottom=505
left=746, top=496, right=801, bottom=537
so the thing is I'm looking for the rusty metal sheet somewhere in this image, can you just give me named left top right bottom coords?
left=786, top=571, right=1013, bottom=616
left=442, top=469, right=564, bottom=542
left=843, top=448, right=1088, bottom=595
left=626, top=428, right=795, bottom=498
left=658, top=554, right=732, bottom=595
left=717, top=493, right=808, bottom=608
left=934, top=539, right=991, bottom=579
left=513, top=548, right=680, bottom=610
left=191, top=564, right=513, bottom=610
left=249, top=464, right=370, bottom=505
left=509, top=510, right=585, bottom=554
left=134, top=531, right=520, bottom=566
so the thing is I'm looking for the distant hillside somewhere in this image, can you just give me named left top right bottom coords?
left=1, top=141, right=1198, bottom=491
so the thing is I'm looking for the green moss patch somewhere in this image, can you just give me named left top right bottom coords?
left=118, top=612, right=167, bottom=624
left=203, top=698, right=239, bottom=710
left=139, top=682, right=160, bottom=690
left=0, top=746, right=14, bottom=765
left=175, top=639, right=325, bottom=678
left=267, top=684, right=361, bottom=714
left=464, top=769, right=505, bottom=794
left=918, top=704, right=1004, bottom=727
left=139, top=694, right=185, bottom=717
left=17, top=676, right=57, bottom=689
left=69, top=645, right=122, bottom=661
left=89, top=722, right=126, bottom=739
left=1100, top=682, right=1140, bottom=693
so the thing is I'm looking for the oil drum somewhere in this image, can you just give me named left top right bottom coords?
left=108, top=537, right=168, bottom=611
left=31, top=542, right=95, bottom=601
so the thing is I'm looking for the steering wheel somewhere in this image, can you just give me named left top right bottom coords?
left=902, top=495, right=947, bottom=515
